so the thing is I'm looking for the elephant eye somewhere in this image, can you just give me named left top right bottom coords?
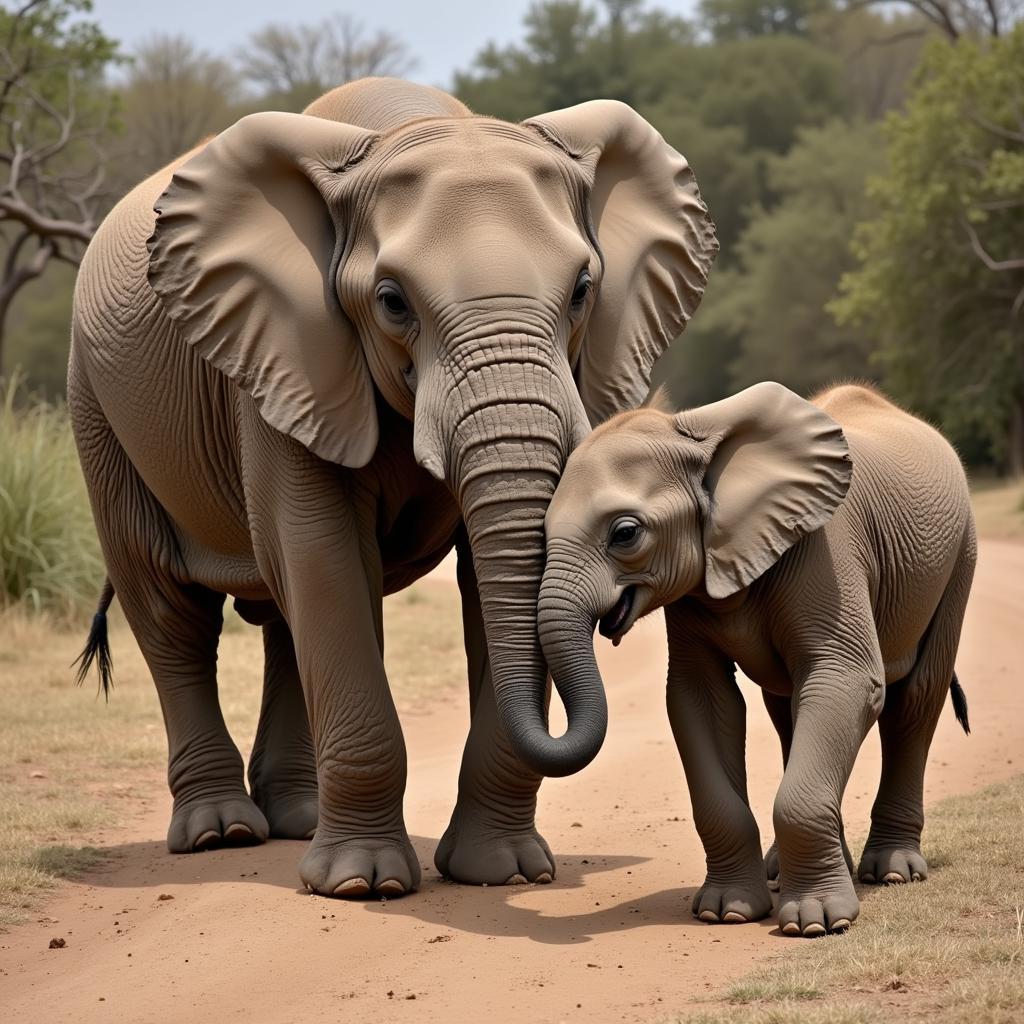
left=609, top=517, right=642, bottom=549
left=376, top=280, right=411, bottom=324
left=570, top=270, right=592, bottom=311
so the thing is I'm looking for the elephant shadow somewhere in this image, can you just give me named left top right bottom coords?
left=76, top=833, right=768, bottom=943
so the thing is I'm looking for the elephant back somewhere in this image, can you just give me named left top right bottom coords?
left=302, top=77, right=471, bottom=133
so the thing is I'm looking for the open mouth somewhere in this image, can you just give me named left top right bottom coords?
left=598, top=586, right=637, bottom=645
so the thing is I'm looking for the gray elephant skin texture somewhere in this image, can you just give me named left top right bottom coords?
left=68, top=77, right=717, bottom=898
left=539, top=381, right=975, bottom=936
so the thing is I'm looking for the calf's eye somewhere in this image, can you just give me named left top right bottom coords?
left=609, top=517, right=642, bottom=549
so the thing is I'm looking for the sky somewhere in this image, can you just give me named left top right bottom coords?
left=90, top=0, right=698, bottom=90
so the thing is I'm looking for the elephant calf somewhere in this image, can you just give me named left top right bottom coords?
left=538, top=382, right=975, bottom=936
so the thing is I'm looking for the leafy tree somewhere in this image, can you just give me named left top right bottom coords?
left=237, top=14, right=415, bottom=112
left=699, top=0, right=833, bottom=40
left=834, top=28, right=1024, bottom=471
left=454, top=0, right=693, bottom=120
left=0, top=0, right=119, bottom=374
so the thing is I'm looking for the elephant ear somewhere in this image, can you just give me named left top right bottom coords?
left=675, top=382, right=853, bottom=600
left=147, top=111, right=380, bottom=467
left=525, top=100, right=718, bottom=425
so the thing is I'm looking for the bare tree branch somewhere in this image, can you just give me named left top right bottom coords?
left=961, top=216, right=1024, bottom=272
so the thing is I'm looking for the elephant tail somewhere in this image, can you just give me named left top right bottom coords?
left=73, top=578, right=115, bottom=700
left=949, top=672, right=970, bottom=735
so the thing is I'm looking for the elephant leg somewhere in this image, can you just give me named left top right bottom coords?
left=665, top=609, right=771, bottom=924
left=860, top=545, right=975, bottom=886
left=774, top=646, right=884, bottom=937
left=760, top=691, right=852, bottom=890
left=248, top=617, right=319, bottom=840
left=70, top=385, right=267, bottom=853
left=435, top=532, right=555, bottom=886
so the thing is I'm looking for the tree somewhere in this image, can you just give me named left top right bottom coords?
left=724, top=120, right=884, bottom=393
left=0, top=0, right=119, bottom=374
left=699, top=0, right=833, bottom=39
left=237, top=14, right=415, bottom=112
left=834, top=28, right=1024, bottom=471
left=844, top=0, right=1022, bottom=40
left=118, top=34, right=241, bottom=178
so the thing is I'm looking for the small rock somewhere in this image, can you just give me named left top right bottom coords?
left=405, top=994, right=417, bottom=1000
left=157, top=894, right=174, bottom=901
left=30, top=770, right=46, bottom=779
left=427, top=935, right=451, bottom=944
left=571, top=822, right=582, bottom=828
left=48, top=937, right=66, bottom=949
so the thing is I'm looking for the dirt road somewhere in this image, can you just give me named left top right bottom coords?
left=1, top=540, right=1021, bottom=1024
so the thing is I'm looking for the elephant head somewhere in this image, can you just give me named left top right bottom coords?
left=145, top=81, right=717, bottom=778
left=539, top=383, right=852, bottom=745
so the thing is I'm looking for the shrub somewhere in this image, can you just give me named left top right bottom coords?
left=0, top=377, right=103, bottom=620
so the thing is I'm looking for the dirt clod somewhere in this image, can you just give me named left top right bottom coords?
left=427, top=935, right=451, bottom=943
left=156, top=894, right=174, bottom=901
left=48, top=938, right=66, bottom=949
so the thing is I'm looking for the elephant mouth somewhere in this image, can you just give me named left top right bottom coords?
left=598, top=586, right=637, bottom=646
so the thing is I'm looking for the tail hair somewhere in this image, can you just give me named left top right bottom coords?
left=73, top=578, right=115, bottom=700
left=950, top=672, right=970, bottom=735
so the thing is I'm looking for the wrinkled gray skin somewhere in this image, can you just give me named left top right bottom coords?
left=538, top=383, right=976, bottom=936
left=68, top=77, right=716, bottom=897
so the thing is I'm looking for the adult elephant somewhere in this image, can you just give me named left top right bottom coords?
left=69, top=77, right=716, bottom=897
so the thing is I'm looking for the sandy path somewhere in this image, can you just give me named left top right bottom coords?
left=1, top=540, right=1021, bottom=1024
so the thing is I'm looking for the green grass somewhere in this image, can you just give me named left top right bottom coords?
left=0, top=377, right=103, bottom=620
left=668, top=776, right=1024, bottom=1024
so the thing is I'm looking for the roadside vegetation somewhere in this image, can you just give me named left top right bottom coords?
left=672, top=776, right=1024, bottom=1024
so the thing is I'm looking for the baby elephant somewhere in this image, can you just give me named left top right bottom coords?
left=539, top=382, right=975, bottom=936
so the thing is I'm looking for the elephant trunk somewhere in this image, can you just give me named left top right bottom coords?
left=536, top=542, right=609, bottom=772
left=417, top=328, right=604, bottom=777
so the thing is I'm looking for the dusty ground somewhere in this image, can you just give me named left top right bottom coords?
left=0, top=540, right=1021, bottom=1024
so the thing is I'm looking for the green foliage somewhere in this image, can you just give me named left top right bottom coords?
left=699, top=0, right=832, bottom=41
left=0, top=378, right=103, bottom=619
left=5, top=264, right=76, bottom=400
left=834, top=28, right=1024, bottom=470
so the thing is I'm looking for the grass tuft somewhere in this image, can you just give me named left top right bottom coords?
left=0, top=377, right=104, bottom=621
left=673, top=775, right=1024, bottom=1024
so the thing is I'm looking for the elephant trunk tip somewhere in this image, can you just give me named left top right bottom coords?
left=506, top=701, right=609, bottom=779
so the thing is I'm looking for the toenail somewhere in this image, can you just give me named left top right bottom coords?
left=534, top=872, right=553, bottom=884
left=334, top=877, right=370, bottom=897
left=803, top=923, right=826, bottom=937
left=722, top=912, right=748, bottom=923
left=911, top=872, right=922, bottom=881
left=781, top=922, right=801, bottom=936
left=882, top=871, right=906, bottom=884
left=860, top=873, right=876, bottom=883
left=831, top=918, right=852, bottom=931
left=505, top=873, right=528, bottom=885
left=224, top=823, right=253, bottom=840
left=193, top=830, right=219, bottom=850
left=376, top=879, right=405, bottom=896
left=698, top=910, right=720, bottom=923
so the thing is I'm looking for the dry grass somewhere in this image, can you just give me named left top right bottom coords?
left=667, top=776, right=1024, bottom=1024
left=970, top=475, right=1024, bottom=541
left=0, top=577, right=464, bottom=926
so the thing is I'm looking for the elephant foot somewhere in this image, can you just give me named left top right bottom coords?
left=299, top=830, right=420, bottom=898
left=167, top=791, right=270, bottom=853
left=251, top=783, right=319, bottom=840
left=692, top=874, right=772, bottom=924
left=858, top=843, right=928, bottom=885
left=777, top=872, right=859, bottom=937
left=435, top=805, right=556, bottom=886
left=764, top=833, right=854, bottom=892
